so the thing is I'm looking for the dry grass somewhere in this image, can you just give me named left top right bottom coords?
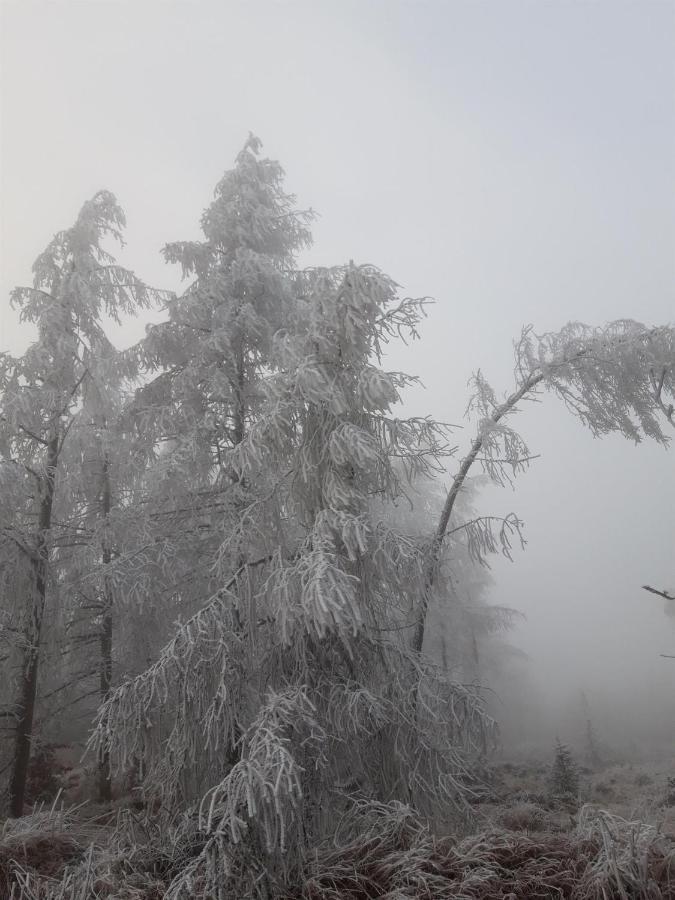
left=0, top=800, right=100, bottom=898
left=291, top=801, right=675, bottom=900
left=0, top=804, right=211, bottom=900
left=0, top=834, right=81, bottom=897
left=2, top=757, right=674, bottom=899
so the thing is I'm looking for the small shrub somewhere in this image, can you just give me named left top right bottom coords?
left=25, top=742, right=67, bottom=805
left=635, top=772, right=653, bottom=787
left=498, top=802, right=548, bottom=832
left=511, top=790, right=555, bottom=810
left=593, top=780, right=614, bottom=798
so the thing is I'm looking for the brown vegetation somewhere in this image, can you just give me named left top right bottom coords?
left=290, top=801, right=675, bottom=899
left=0, top=813, right=84, bottom=898
left=2, top=761, right=675, bottom=899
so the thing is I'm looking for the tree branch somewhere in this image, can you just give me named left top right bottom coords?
left=642, top=585, right=675, bottom=601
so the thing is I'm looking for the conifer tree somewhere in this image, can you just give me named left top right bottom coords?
left=109, top=137, right=315, bottom=684
left=136, top=132, right=312, bottom=464
left=91, top=151, right=493, bottom=895
left=0, top=192, right=156, bottom=815
left=549, top=737, right=580, bottom=799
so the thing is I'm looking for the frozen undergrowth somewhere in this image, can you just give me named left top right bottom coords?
left=3, top=793, right=674, bottom=899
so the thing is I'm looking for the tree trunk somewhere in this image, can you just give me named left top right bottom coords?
left=98, top=455, right=113, bottom=804
left=412, top=372, right=543, bottom=655
left=233, top=345, right=246, bottom=447
left=9, top=435, right=58, bottom=817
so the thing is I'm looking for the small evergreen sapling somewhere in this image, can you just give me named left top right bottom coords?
left=549, top=738, right=580, bottom=799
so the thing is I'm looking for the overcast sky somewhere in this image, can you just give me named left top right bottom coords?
left=2, top=0, right=674, bottom=747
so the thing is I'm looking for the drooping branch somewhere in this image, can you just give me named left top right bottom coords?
left=642, top=585, right=675, bottom=601
left=649, top=366, right=674, bottom=428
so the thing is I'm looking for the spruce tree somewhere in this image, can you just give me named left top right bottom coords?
left=549, top=738, right=580, bottom=799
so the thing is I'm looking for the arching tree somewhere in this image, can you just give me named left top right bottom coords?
left=413, top=321, right=675, bottom=654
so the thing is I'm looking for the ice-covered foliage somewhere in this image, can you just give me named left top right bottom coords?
left=134, top=133, right=313, bottom=463
left=92, top=137, right=317, bottom=671
left=88, top=139, right=496, bottom=897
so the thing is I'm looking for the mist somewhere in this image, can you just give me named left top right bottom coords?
left=3, top=0, right=674, bottom=756
left=1, top=1, right=674, bottom=894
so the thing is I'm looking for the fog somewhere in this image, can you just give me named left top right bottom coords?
left=2, top=0, right=674, bottom=758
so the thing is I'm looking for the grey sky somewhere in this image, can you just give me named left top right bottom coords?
left=2, top=0, right=674, bottom=747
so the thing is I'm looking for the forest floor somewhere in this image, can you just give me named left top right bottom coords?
left=1, top=753, right=675, bottom=898
left=480, top=754, right=675, bottom=838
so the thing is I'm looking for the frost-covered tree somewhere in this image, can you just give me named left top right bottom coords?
left=549, top=737, right=580, bottom=800
left=54, top=356, right=160, bottom=803
left=136, top=132, right=312, bottom=461
left=414, top=321, right=675, bottom=654
left=103, top=137, right=315, bottom=687
left=0, top=192, right=156, bottom=815
left=84, top=137, right=674, bottom=894
left=91, top=243, right=492, bottom=896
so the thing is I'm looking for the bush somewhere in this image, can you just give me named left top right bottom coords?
left=593, top=780, right=614, bottom=799
left=25, top=743, right=68, bottom=805
left=498, top=801, right=549, bottom=832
